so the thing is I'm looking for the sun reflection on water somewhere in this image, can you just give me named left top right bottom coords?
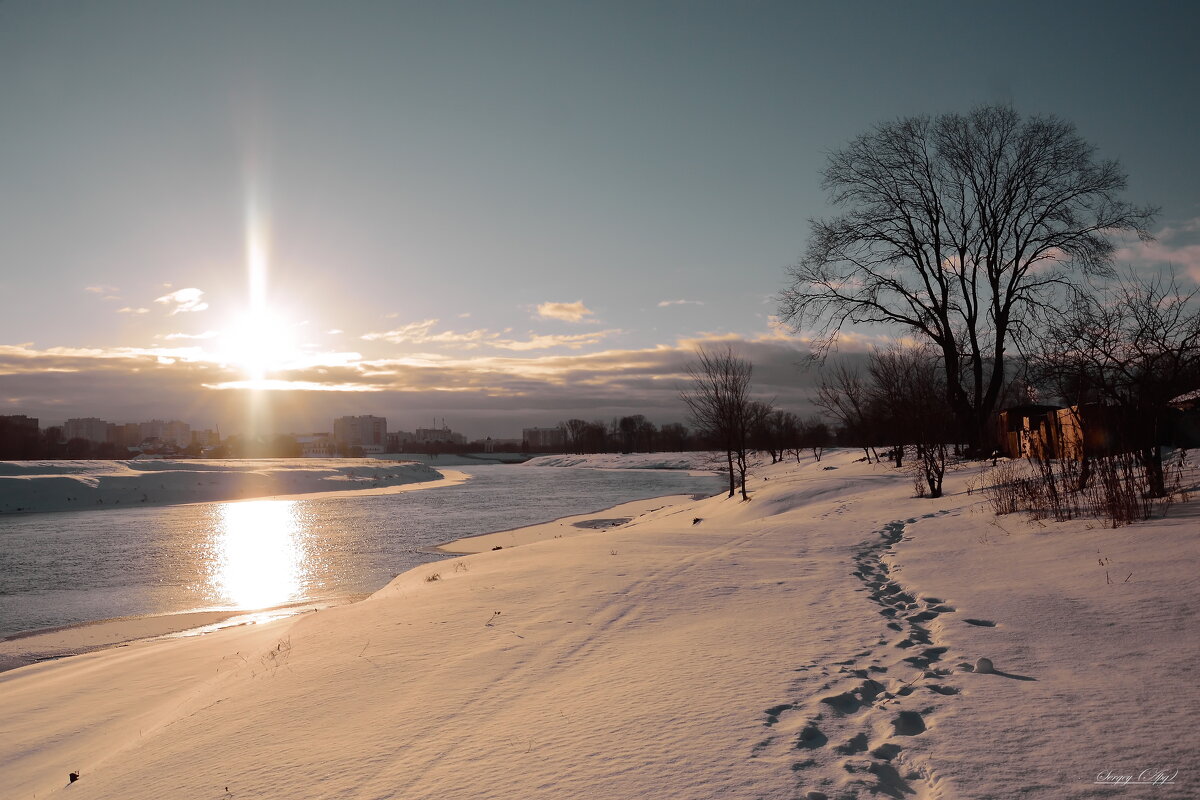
left=213, top=500, right=308, bottom=609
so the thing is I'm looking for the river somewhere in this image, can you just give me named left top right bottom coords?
left=0, top=465, right=721, bottom=637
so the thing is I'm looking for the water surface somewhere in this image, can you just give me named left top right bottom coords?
left=0, top=465, right=720, bottom=637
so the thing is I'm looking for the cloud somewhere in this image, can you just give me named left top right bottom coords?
left=0, top=334, right=824, bottom=436
left=755, top=315, right=794, bottom=341
left=656, top=299, right=705, bottom=307
left=361, top=319, right=438, bottom=343
left=536, top=300, right=594, bottom=323
left=1113, top=219, right=1200, bottom=283
left=85, top=285, right=122, bottom=301
left=327, top=329, right=344, bottom=335
left=204, top=379, right=380, bottom=392
left=492, top=331, right=618, bottom=351
left=162, top=331, right=219, bottom=340
left=361, top=319, right=618, bottom=351
left=154, top=287, right=209, bottom=315
left=0, top=342, right=209, bottom=368
left=117, top=307, right=150, bottom=315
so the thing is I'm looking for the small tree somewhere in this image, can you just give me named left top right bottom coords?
left=758, top=409, right=801, bottom=464
left=905, top=350, right=955, bottom=498
left=797, top=417, right=830, bottom=461
left=658, top=422, right=690, bottom=451
left=817, top=362, right=877, bottom=462
left=743, top=399, right=776, bottom=469
left=819, top=344, right=954, bottom=496
left=681, top=345, right=764, bottom=500
left=866, top=345, right=921, bottom=467
left=1038, top=271, right=1200, bottom=497
left=561, top=419, right=587, bottom=453
left=616, top=414, right=658, bottom=453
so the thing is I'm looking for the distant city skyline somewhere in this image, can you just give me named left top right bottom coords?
left=2, top=1, right=1196, bottom=436
left=23, top=406, right=710, bottom=444
left=5, top=411, right=673, bottom=456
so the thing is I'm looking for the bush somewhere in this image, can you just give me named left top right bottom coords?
left=978, top=450, right=1193, bottom=528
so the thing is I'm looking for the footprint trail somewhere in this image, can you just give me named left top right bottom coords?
left=754, top=511, right=988, bottom=799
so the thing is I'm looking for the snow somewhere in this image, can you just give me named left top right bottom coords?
left=434, top=494, right=698, bottom=554
left=376, top=452, right=532, bottom=465
left=522, top=450, right=723, bottom=471
left=1, top=450, right=1196, bottom=798
left=0, top=459, right=446, bottom=514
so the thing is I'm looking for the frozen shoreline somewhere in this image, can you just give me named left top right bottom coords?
left=0, top=491, right=695, bottom=674
left=0, top=458, right=446, bottom=514
left=433, top=493, right=701, bottom=554
left=521, top=451, right=723, bottom=471
left=2, top=451, right=1196, bottom=798
left=0, top=601, right=357, bottom=674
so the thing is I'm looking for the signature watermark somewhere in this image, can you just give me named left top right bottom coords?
left=1095, top=769, right=1179, bottom=787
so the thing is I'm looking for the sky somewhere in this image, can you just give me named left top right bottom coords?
left=1, top=0, right=1197, bottom=438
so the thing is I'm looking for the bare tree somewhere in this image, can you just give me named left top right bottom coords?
left=757, top=409, right=801, bottom=464
left=816, top=362, right=877, bottom=461
left=820, top=344, right=955, bottom=496
left=779, top=105, right=1156, bottom=454
left=744, top=399, right=775, bottom=471
left=866, top=345, right=918, bottom=467
left=560, top=419, right=609, bottom=453
left=616, top=414, right=658, bottom=453
left=797, top=416, right=830, bottom=462
left=904, top=349, right=955, bottom=498
left=561, top=419, right=588, bottom=453
left=658, top=422, right=690, bottom=451
left=1038, top=271, right=1200, bottom=497
left=681, top=345, right=762, bottom=500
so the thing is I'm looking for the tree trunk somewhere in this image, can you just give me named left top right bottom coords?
left=1139, top=446, right=1166, bottom=498
left=1077, top=455, right=1093, bottom=492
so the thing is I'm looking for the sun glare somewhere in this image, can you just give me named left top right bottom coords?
left=212, top=500, right=308, bottom=609
left=223, top=307, right=302, bottom=383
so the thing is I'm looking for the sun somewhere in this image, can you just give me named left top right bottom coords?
left=221, top=306, right=303, bottom=383
left=216, top=174, right=308, bottom=384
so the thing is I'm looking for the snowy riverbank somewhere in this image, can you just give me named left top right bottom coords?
left=2, top=451, right=1195, bottom=798
left=522, top=451, right=722, bottom=470
left=0, top=459, right=445, bottom=514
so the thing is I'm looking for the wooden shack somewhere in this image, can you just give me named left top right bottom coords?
left=1052, top=404, right=1126, bottom=459
left=1168, top=389, right=1200, bottom=448
left=996, top=405, right=1063, bottom=458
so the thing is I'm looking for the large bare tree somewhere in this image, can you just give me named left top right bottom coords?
left=779, top=105, right=1156, bottom=453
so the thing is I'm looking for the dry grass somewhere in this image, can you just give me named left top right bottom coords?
left=976, top=450, right=1196, bottom=528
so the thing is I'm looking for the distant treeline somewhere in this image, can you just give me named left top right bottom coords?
left=550, top=414, right=831, bottom=458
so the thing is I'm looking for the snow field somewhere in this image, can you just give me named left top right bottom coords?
left=1, top=450, right=1195, bottom=799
